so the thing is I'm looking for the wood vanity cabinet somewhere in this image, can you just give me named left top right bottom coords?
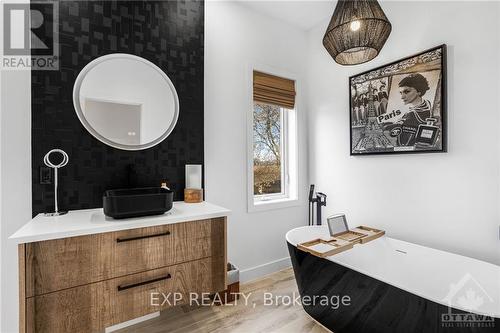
left=18, top=217, right=227, bottom=333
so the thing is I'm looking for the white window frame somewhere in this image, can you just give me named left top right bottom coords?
left=247, top=64, right=299, bottom=213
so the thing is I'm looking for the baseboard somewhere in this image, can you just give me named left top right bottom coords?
left=105, top=312, right=160, bottom=332
left=239, top=256, right=291, bottom=283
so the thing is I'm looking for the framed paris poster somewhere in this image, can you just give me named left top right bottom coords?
left=349, top=45, right=447, bottom=155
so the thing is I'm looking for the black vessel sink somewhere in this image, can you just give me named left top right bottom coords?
left=103, top=187, right=174, bottom=219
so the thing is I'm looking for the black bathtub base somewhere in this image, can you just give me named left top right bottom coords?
left=287, top=242, right=499, bottom=333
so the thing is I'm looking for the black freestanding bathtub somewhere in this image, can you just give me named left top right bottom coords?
left=287, top=226, right=499, bottom=333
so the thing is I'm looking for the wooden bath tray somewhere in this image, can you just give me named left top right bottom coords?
left=350, top=225, right=385, bottom=243
left=334, top=230, right=366, bottom=243
left=297, top=238, right=353, bottom=258
left=298, top=225, right=385, bottom=258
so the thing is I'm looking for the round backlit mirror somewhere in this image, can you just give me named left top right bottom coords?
left=73, top=54, right=179, bottom=150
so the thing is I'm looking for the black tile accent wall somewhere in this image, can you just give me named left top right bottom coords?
left=32, top=0, right=204, bottom=216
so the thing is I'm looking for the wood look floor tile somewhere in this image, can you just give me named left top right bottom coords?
left=115, top=268, right=330, bottom=333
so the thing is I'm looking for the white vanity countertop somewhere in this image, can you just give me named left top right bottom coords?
left=10, top=201, right=231, bottom=244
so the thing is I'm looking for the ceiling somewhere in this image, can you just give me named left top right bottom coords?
left=235, top=0, right=336, bottom=31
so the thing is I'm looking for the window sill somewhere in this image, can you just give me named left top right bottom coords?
left=248, top=197, right=299, bottom=213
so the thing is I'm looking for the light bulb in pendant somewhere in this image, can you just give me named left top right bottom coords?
left=350, top=20, right=361, bottom=31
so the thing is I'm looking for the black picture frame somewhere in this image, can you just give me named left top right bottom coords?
left=349, top=45, right=447, bottom=155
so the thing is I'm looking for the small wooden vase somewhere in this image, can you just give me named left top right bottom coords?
left=184, top=188, right=203, bottom=203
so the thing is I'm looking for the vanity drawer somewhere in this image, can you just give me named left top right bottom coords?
left=25, top=219, right=215, bottom=297
left=110, top=219, right=212, bottom=277
left=26, top=257, right=214, bottom=333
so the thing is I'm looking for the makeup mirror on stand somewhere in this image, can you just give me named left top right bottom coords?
left=43, top=149, right=69, bottom=217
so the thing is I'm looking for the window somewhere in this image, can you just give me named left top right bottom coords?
left=253, top=102, right=287, bottom=198
left=248, top=70, right=298, bottom=211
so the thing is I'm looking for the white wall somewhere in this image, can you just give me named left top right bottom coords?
left=0, top=0, right=33, bottom=331
left=0, top=70, right=32, bottom=333
left=306, top=1, right=500, bottom=265
left=205, top=1, right=309, bottom=281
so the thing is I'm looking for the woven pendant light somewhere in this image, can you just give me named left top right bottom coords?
left=323, top=0, right=392, bottom=65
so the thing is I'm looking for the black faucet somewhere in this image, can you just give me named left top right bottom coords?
left=309, top=184, right=327, bottom=226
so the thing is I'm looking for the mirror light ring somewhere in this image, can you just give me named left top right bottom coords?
left=44, top=149, right=69, bottom=169
left=72, top=53, right=180, bottom=151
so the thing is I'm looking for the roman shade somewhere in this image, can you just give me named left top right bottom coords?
left=253, top=71, right=296, bottom=109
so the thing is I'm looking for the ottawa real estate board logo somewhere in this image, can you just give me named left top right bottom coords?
left=441, top=273, right=495, bottom=329
left=2, top=1, right=59, bottom=70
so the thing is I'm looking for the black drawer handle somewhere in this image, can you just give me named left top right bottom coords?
left=117, top=274, right=171, bottom=291
left=116, top=231, right=170, bottom=243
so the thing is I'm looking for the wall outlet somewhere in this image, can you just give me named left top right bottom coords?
left=40, top=166, right=52, bottom=184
